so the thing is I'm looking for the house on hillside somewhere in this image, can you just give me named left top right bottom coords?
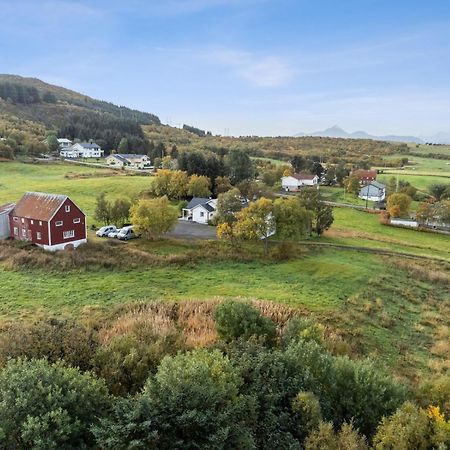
left=0, top=203, right=15, bottom=239
left=358, top=181, right=386, bottom=202
left=351, top=169, right=377, bottom=185
left=281, top=173, right=319, bottom=192
left=106, top=153, right=151, bottom=169
left=8, top=192, right=87, bottom=251
left=57, top=138, right=72, bottom=149
left=60, top=142, right=103, bottom=158
left=181, top=198, right=217, bottom=224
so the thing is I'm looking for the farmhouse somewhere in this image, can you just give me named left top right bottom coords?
left=57, top=138, right=72, bottom=149
left=60, top=142, right=103, bottom=158
left=0, top=203, right=15, bottom=239
left=106, top=153, right=151, bottom=169
left=358, top=181, right=386, bottom=202
left=352, top=169, right=377, bottom=185
left=182, top=197, right=217, bottom=224
left=8, top=192, right=87, bottom=251
left=281, top=173, right=319, bottom=192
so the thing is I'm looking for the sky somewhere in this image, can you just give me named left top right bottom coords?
left=1, top=0, right=450, bottom=137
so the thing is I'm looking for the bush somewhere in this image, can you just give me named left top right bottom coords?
left=93, top=349, right=256, bottom=449
left=0, top=318, right=99, bottom=371
left=214, top=300, right=277, bottom=344
left=305, top=422, right=369, bottom=450
left=0, top=358, right=111, bottom=449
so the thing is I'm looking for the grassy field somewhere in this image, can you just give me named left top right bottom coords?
left=0, top=161, right=449, bottom=379
left=0, top=162, right=152, bottom=218
left=319, top=186, right=371, bottom=206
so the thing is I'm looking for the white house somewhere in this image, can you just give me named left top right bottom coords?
left=281, top=172, right=319, bottom=192
left=358, top=181, right=386, bottom=202
left=57, top=138, right=72, bottom=149
left=106, top=153, right=151, bottom=169
left=182, top=198, right=217, bottom=224
left=60, top=142, right=103, bottom=158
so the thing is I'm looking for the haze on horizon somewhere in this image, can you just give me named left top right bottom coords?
left=1, top=0, right=449, bottom=138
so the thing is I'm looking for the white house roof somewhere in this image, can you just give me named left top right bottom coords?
left=77, top=142, right=101, bottom=149
left=57, top=138, right=72, bottom=143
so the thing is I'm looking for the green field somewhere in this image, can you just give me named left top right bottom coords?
left=0, top=161, right=449, bottom=379
left=0, top=162, right=152, bottom=218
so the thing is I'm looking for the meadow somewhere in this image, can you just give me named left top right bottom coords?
left=0, top=162, right=152, bottom=218
left=0, top=161, right=449, bottom=380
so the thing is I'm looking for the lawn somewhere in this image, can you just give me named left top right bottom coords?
left=320, top=186, right=370, bottom=206
left=0, top=162, right=152, bottom=218
left=322, top=207, right=450, bottom=261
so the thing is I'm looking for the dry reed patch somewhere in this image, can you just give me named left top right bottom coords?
left=387, top=258, right=450, bottom=286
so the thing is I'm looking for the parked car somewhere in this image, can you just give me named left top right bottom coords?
left=96, top=225, right=117, bottom=237
left=108, top=228, right=122, bottom=238
left=117, top=226, right=140, bottom=241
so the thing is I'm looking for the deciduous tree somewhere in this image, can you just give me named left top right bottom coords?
left=387, top=193, right=411, bottom=218
left=130, top=196, right=178, bottom=239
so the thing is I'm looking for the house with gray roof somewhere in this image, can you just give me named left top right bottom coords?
left=358, top=181, right=386, bottom=202
left=182, top=197, right=217, bottom=224
left=106, top=153, right=151, bottom=169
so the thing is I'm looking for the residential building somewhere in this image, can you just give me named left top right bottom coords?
left=57, top=138, right=72, bottom=148
left=358, top=181, right=386, bottom=202
left=281, top=172, right=319, bottom=192
left=181, top=198, right=217, bottom=224
left=60, top=142, right=103, bottom=158
left=352, top=169, right=377, bottom=185
left=106, top=153, right=151, bottom=168
left=8, top=192, right=87, bottom=251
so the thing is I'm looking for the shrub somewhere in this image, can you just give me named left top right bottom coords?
left=0, top=318, right=99, bottom=370
left=93, top=349, right=256, bottom=449
left=214, top=300, right=277, bottom=344
left=305, top=422, right=369, bottom=450
left=0, top=358, right=111, bottom=449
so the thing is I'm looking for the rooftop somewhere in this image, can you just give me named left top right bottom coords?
left=11, top=192, right=68, bottom=221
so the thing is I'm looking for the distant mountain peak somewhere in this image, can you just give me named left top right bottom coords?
left=294, top=126, right=423, bottom=144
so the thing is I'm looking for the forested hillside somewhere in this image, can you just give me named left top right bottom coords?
left=0, top=74, right=160, bottom=154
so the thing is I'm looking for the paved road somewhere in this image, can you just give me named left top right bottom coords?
left=168, top=220, right=217, bottom=240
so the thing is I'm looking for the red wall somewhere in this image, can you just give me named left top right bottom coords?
left=49, top=198, right=86, bottom=246
left=9, top=216, right=49, bottom=245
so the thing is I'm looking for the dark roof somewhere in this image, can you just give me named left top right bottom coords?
left=11, top=192, right=68, bottom=221
left=203, top=203, right=215, bottom=212
left=369, top=181, right=385, bottom=189
left=77, top=142, right=100, bottom=149
left=292, top=172, right=317, bottom=180
left=0, top=203, right=15, bottom=214
left=109, top=154, right=129, bottom=163
left=115, top=154, right=147, bottom=159
left=185, top=197, right=211, bottom=210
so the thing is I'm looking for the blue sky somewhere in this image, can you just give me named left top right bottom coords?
left=1, top=0, right=450, bottom=137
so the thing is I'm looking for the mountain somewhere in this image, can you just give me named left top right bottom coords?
left=295, top=125, right=424, bottom=144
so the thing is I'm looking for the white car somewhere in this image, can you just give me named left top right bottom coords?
left=117, top=226, right=140, bottom=241
left=108, top=228, right=122, bottom=238
left=96, top=225, right=117, bottom=237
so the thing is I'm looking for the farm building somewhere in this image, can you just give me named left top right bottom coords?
left=281, top=173, right=319, bottom=192
left=0, top=203, right=15, bottom=239
left=351, top=169, right=377, bottom=185
left=8, top=192, right=87, bottom=251
left=182, top=198, right=217, bottom=224
left=57, top=138, right=72, bottom=148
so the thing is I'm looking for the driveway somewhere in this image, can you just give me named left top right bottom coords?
left=168, top=220, right=217, bottom=240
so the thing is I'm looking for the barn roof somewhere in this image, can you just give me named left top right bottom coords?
left=352, top=169, right=377, bottom=179
left=11, top=192, right=68, bottom=221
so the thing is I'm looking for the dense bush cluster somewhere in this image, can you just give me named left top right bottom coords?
left=0, top=299, right=446, bottom=448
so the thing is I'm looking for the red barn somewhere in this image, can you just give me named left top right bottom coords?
left=351, top=169, right=377, bottom=185
left=9, top=192, right=87, bottom=251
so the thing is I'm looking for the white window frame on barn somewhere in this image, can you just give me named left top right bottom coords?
left=56, top=221, right=63, bottom=227
left=65, top=205, right=71, bottom=212
left=14, top=227, right=18, bottom=236
left=63, top=230, right=75, bottom=239
left=73, top=218, right=80, bottom=224
left=36, top=232, right=42, bottom=240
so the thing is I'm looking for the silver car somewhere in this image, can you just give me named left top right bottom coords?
left=96, top=225, right=117, bottom=237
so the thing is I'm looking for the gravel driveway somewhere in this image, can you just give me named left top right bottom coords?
left=168, top=220, right=217, bottom=240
